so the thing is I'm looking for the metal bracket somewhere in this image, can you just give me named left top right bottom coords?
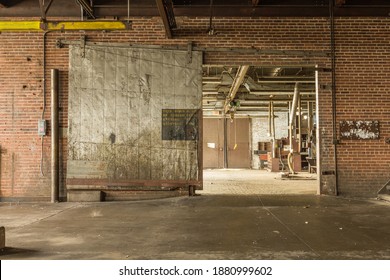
left=56, top=39, right=64, bottom=49
left=187, top=41, right=193, bottom=64
left=80, top=36, right=86, bottom=58
left=315, top=67, right=332, bottom=72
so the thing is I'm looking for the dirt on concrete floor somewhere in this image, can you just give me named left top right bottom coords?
left=0, top=170, right=389, bottom=260
left=201, top=169, right=318, bottom=195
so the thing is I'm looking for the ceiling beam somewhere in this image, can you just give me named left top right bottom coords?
left=155, top=0, right=176, bottom=39
left=0, top=0, right=159, bottom=17
left=173, top=5, right=390, bottom=17
left=39, top=0, right=54, bottom=20
left=224, top=65, right=250, bottom=114
left=0, top=0, right=389, bottom=17
left=76, top=0, right=96, bottom=19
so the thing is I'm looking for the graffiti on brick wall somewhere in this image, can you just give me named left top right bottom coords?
left=340, top=120, right=380, bottom=140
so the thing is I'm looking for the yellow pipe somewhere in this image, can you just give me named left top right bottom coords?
left=0, top=20, right=130, bottom=31
left=0, top=21, right=41, bottom=31
left=46, top=21, right=129, bottom=31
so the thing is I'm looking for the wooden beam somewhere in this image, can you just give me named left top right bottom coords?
left=155, top=0, right=176, bottom=39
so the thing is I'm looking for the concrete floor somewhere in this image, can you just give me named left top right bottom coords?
left=0, top=169, right=389, bottom=260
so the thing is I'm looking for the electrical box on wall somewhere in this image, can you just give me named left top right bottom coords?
left=38, top=119, right=47, bottom=136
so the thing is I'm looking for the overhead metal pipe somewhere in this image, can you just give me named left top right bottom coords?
left=51, top=69, right=59, bottom=203
left=289, top=83, right=300, bottom=126
left=224, top=65, right=250, bottom=113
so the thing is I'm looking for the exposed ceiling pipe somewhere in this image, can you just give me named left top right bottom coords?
left=257, top=79, right=315, bottom=83
left=250, top=91, right=315, bottom=95
left=224, top=65, right=250, bottom=113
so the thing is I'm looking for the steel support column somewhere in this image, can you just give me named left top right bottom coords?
left=51, top=69, right=59, bottom=203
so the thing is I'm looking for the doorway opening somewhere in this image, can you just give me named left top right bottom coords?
left=201, top=65, right=319, bottom=195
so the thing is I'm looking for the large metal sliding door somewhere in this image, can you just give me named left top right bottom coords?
left=67, top=45, right=203, bottom=193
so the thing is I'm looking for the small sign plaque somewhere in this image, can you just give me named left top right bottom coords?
left=162, top=109, right=199, bottom=140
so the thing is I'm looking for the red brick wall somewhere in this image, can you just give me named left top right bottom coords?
left=0, top=16, right=388, bottom=199
left=335, top=18, right=390, bottom=197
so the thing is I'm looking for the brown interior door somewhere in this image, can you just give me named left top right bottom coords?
left=203, top=118, right=224, bottom=168
left=227, top=118, right=251, bottom=168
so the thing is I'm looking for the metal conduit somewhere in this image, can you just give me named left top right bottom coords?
left=288, top=83, right=300, bottom=174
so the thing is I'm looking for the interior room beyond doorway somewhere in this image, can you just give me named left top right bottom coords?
left=202, top=65, right=318, bottom=194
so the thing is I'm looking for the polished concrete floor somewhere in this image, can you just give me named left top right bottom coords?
left=0, top=170, right=389, bottom=260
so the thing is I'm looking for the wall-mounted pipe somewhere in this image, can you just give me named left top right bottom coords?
left=271, top=101, right=276, bottom=158
left=298, top=91, right=302, bottom=152
left=51, top=69, right=59, bottom=203
left=268, top=102, right=272, bottom=136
